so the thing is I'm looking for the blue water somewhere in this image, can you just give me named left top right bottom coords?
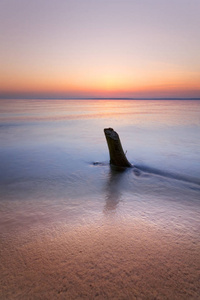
left=0, top=99, right=200, bottom=235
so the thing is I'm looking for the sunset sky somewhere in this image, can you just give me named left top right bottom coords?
left=0, top=0, right=200, bottom=99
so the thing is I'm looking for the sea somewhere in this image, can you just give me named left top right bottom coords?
left=0, top=99, right=200, bottom=299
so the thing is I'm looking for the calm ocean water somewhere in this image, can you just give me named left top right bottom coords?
left=0, top=99, right=199, bottom=234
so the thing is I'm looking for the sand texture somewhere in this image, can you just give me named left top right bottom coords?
left=0, top=219, right=200, bottom=300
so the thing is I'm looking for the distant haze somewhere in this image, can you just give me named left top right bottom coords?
left=0, top=0, right=200, bottom=99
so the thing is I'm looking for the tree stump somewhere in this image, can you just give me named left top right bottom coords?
left=104, top=128, right=132, bottom=167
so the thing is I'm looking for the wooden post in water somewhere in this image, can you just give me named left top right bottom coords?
left=104, top=128, right=132, bottom=167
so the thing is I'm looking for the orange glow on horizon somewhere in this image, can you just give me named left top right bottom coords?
left=1, top=79, right=200, bottom=98
left=1, top=62, right=200, bottom=98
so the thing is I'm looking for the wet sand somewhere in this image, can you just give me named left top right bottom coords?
left=0, top=218, right=199, bottom=300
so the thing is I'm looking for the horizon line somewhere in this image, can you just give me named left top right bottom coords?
left=1, top=97, right=200, bottom=100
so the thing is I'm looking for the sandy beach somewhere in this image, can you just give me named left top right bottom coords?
left=1, top=100, right=200, bottom=299
left=1, top=217, right=199, bottom=300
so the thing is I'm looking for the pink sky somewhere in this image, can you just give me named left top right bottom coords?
left=0, top=0, right=200, bottom=98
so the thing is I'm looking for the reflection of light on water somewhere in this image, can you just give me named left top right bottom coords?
left=0, top=100, right=200, bottom=239
left=2, top=99, right=200, bottom=126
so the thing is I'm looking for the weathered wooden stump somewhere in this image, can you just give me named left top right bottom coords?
left=104, top=128, right=132, bottom=167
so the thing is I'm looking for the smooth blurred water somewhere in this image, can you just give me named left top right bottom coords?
left=0, top=99, right=200, bottom=236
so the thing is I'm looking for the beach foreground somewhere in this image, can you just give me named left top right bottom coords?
left=1, top=217, right=199, bottom=300
left=1, top=99, right=200, bottom=299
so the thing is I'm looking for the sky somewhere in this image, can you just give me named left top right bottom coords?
left=0, top=0, right=200, bottom=99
